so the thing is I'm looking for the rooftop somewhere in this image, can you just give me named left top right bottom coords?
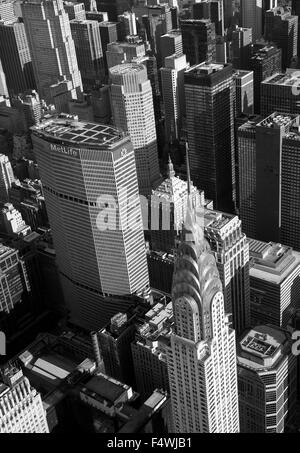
left=31, top=114, right=126, bottom=148
left=81, top=373, right=131, bottom=405
left=238, top=325, right=290, bottom=370
left=258, top=112, right=297, bottom=129
left=187, top=62, right=225, bottom=76
left=262, top=70, right=300, bottom=86
left=109, top=62, right=145, bottom=75
left=249, top=239, right=300, bottom=284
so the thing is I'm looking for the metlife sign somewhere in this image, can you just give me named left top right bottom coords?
left=50, top=143, right=79, bottom=157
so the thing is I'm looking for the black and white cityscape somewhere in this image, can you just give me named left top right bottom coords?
left=0, top=0, right=299, bottom=436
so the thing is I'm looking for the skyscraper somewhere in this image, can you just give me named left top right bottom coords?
left=95, top=0, right=129, bottom=21
left=21, top=0, right=83, bottom=104
left=167, top=194, right=240, bottom=433
left=233, top=70, right=254, bottom=116
left=184, top=62, right=235, bottom=212
left=261, top=71, right=300, bottom=118
left=192, top=0, right=224, bottom=36
left=237, top=112, right=300, bottom=252
left=231, top=27, right=253, bottom=70
left=160, top=53, right=189, bottom=141
left=265, top=7, right=298, bottom=69
left=110, top=63, right=161, bottom=196
left=31, top=114, right=150, bottom=330
left=0, top=154, right=14, bottom=202
left=0, top=19, right=35, bottom=95
left=0, top=59, right=8, bottom=97
left=240, top=0, right=263, bottom=41
left=204, top=209, right=250, bottom=336
left=180, top=19, right=216, bottom=66
left=238, top=325, right=297, bottom=433
left=248, top=239, right=300, bottom=328
left=0, top=367, right=49, bottom=433
left=248, top=44, right=282, bottom=114
left=159, top=30, right=183, bottom=66
left=70, top=19, right=105, bottom=88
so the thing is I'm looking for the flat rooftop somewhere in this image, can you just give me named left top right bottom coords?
left=83, top=374, right=128, bottom=405
left=187, top=62, right=225, bottom=76
left=110, top=62, right=145, bottom=75
left=249, top=238, right=300, bottom=284
left=31, top=115, right=125, bottom=148
left=258, top=112, right=297, bottom=129
left=262, top=71, right=300, bottom=86
left=238, top=325, right=289, bottom=370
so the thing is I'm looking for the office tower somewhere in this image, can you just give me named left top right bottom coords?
left=184, top=62, right=235, bottom=212
left=0, top=244, right=30, bottom=314
left=0, top=59, right=8, bottom=97
left=98, top=302, right=150, bottom=387
left=192, top=0, right=224, bottom=36
left=159, top=30, right=183, bottom=65
left=0, top=0, right=16, bottom=22
left=31, top=115, right=150, bottom=330
left=11, top=90, right=43, bottom=129
left=238, top=112, right=300, bottom=252
left=0, top=154, right=14, bottom=202
left=261, top=71, right=300, bottom=118
left=249, top=239, right=300, bottom=328
left=265, top=7, right=298, bottom=69
left=118, top=11, right=137, bottom=40
left=262, top=1, right=278, bottom=29
left=231, top=27, right=253, bottom=70
left=150, top=157, right=204, bottom=253
left=70, top=19, right=105, bottom=88
left=110, top=63, right=161, bottom=196
left=0, top=19, right=35, bottom=95
left=180, top=19, right=216, bottom=66
left=99, top=21, right=118, bottom=70
left=160, top=54, right=189, bottom=141
left=106, top=39, right=146, bottom=69
left=21, top=0, right=82, bottom=104
left=167, top=195, right=239, bottom=433
left=63, top=1, right=86, bottom=20
left=240, top=0, right=262, bottom=41
left=95, top=0, right=129, bottom=21
left=238, top=325, right=297, bottom=433
left=223, top=0, right=233, bottom=29
left=233, top=70, right=254, bottom=116
left=145, top=4, right=173, bottom=64
left=237, top=115, right=261, bottom=238
left=0, top=367, right=49, bottom=433
left=86, top=10, right=108, bottom=22
left=248, top=44, right=282, bottom=114
left=132, top=301, right=173, bottom=400
left=204, top=209, right=250, bottom=336
left=0, top=202, right=31, bottom=237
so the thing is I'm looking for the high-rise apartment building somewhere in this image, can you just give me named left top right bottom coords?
left=0, top=244, right=30, bottom=314
left=0, top=367, right=49, bottom=433
left=204, top=209, right=250, bottom=336
left=248, top=239, right=300, bottom=328
left=231, top=27, right=253, bottom=70
left=0, top=154, right=14, bottom=202
left=184, top=62, right=235, bottom=212
left=180, top=19, right=216, bottom=66
left=160, top=53, right=189, bottom=141
left=233, top=70, right=254, bottom=116
left=70, top=19, right=105, bottom=88
left=237, top=325, right=297, bottom=433
left=265, top=7, right=298, bottom=69
left=21, top=0, right=82, bottom=104
left=248, top=44, right=282, bottom=114
left=167, top=196, right=240, bottom=433
left=240, top=0, right=263, bottom=41
left=261, top=71, right=300, bottom=118
left=110, top=63, right=161, bottom=196
left=31, top=114, right=150, bottom=330
left=0, top=19, right=35, bottom=95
